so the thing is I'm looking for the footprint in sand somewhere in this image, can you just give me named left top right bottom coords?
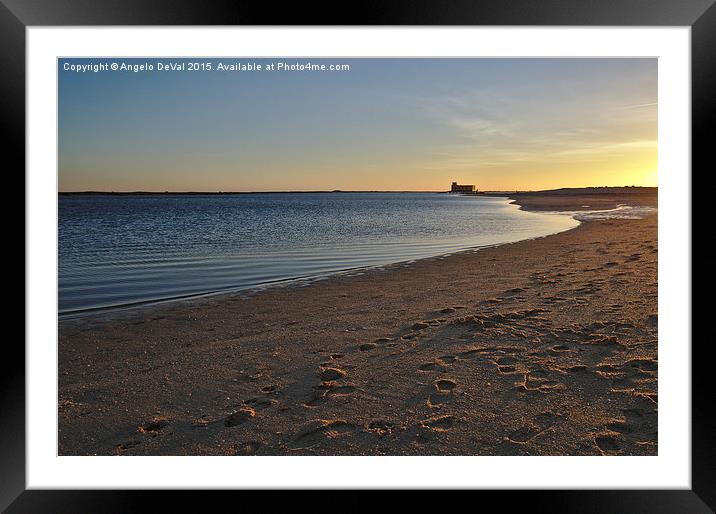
left=626, top=359, right=657, bottom=374
left=290, top=419, right=357, bottom=448
left=434, top=379, right=457, bottom=393
left=303, top=394, right=328, bottom=408
left=418, top=362, right=444, bottom=372
left=606, top=418, right=633, bottom=434
left=520, top=370, right=563, bottom=392
left=421, top=414, right=456, bottom=432
left=610, top=376, right=636, bottom=392
left=594, top=433, right=621, bottom=455
left=622, top=407, right=648, bottom=424
left=426, top=393, right=449, bottom=408
left=595, top=364, right=624, bottom=378
left=116, top=439, right=142, bottom=453
left=458, top=347, right=492, bottom=359
left=138, top=418, right=169, bottom=433
left=327, top=385, right=357, bottom=396
left=507, top=412, right=560, bottom=443
left=235, top=441, right=264, bottom=455
left=366, top=420, right=396, bottom=436
left=224, top=407, right=256, bottom=427
left=564, top=364, right=589, bottom=374
left=305, top=371, right=357, bottom=407
left=245, top=398, right=277, bottom=411
left=494, top=356, right=520, bottom=374
left=319, top=367, right=347, bottom=381
left=507, top=426, right=540, bottom=443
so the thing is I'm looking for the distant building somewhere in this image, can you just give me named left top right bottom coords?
left=451, top=182, right=477, bottom=193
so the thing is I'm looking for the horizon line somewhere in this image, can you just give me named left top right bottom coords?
left=58, top=186, right=658, bottom=195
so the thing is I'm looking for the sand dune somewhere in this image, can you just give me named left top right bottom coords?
left=58, top=192, right=658, bottom=456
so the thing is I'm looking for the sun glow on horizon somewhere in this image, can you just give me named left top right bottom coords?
left=59, top=58, right=657, bottom=192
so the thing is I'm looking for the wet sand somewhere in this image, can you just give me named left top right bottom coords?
left=496, top=187, right=658, bottom=211
left=58, top=191, right=658, bottom=456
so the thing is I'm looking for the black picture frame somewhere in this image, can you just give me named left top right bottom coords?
left=4, top=0, right=712, bottom=510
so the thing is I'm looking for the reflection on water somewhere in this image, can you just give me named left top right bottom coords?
left=59, top=193, right=578, bottom=315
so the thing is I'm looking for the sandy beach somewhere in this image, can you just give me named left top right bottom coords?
left=58, top=190, right=658, bottom=456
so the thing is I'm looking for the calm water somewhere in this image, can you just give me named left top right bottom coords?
left=58, top=193, right=578, bottom=315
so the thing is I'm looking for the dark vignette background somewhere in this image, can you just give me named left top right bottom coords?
left=3, top=0, right=713, bottom=511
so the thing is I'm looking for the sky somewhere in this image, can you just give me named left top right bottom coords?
left=58, top=58, right=657, bottom=192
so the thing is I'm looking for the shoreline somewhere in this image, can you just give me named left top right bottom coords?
left=507, top=190, right=658, bottom=212
left=59, top=192, right=655, bottom=320
left=59, top=186, right=657, bottom=197
left=58, top=191, right=658, bottom=456
left=59, top=199, right=577, bottom=321
left=59, top=229, right=574, bottom=322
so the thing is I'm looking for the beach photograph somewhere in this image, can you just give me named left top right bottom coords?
left=58, top=57, right=658, bottom=457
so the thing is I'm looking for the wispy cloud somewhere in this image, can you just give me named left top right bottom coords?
left=622, top=101, right=658, bottom=110
left=407, top=79, right=656, bottom=176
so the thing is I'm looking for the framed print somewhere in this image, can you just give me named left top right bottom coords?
left=5, top=0, right=713, bottom=510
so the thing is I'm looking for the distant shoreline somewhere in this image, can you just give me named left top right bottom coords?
left=58, top=190, right=439, bottom=196
left=59, top=186, right=657, bottom=196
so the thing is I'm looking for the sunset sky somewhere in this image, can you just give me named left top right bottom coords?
left=59, top=58, right=657, bottom=192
